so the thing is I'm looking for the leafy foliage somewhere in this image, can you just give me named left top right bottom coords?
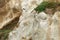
left=34, top=1, right=58, bottom=13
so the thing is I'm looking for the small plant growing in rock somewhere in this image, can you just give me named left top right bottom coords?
left=34, top=1, right=59, bottom=13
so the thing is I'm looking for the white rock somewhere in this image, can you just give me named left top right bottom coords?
left=8, top=0, right=60, bottom=40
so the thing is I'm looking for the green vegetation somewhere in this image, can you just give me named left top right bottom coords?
left=0, top=30, right=12, bottom=40
left=34, top=1, right=59, bottom=13
left=0, top=17, right=19, bottom=40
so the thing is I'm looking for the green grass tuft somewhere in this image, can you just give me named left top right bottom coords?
left=34, top=1, right=59, bottom=13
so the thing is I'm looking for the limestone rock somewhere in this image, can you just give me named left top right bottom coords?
left=8, top=0, right=60, bottom=40
left=0, top=0, right=22, bottom=29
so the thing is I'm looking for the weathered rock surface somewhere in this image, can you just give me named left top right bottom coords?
left=8, top=0, right=60, bottom=40
left=0, top=0, right=22, bottom=40
left=0, top=0, right=22, bottom=29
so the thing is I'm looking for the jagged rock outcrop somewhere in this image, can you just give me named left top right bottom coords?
left=8, top=0, right=60, bottom=40
left=0, top=0, right=22, bottom=40
left=0, top=0, right=22, bottom=29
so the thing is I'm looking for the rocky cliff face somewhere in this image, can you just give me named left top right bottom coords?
left=0, top=0, right=22, bottom=40
left=8, top=0, right=60, bottom=40
left=0, top=0, right=22, bottom=29
left=0, top=0, right=60, bottom=40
